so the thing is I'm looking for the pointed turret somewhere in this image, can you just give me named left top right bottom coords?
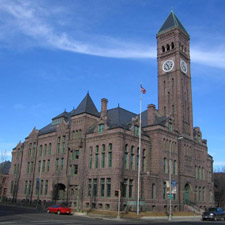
left=158, top=11, right=189, bottom=37
left=71, top=93, right=99, bottom=117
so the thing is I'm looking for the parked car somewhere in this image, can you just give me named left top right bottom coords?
left=47, top=205, right=71, bottom=215
left=202, top=207, right=225, bottom=221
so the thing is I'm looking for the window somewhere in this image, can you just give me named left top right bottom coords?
left=130, top=146, right=134, bottom=170
left=72, top=130, right=75, bottom=140
left=122, top=179, right=128, bottom=198
left=39, top=145, right=43, bottom=156
left=162, top=45, right=165, bottom=52
left=75, top=150, right=79, bottom=160
left=60, top=158, right=64, bottom=171
left=142, top=149, right=146, bottom=172
left=42, top=160, right=45, bottom=172
left=152, top=183, right=156, bottom=199
left=164, top=106, right=166, bottom=116
left=98, top=124, right=104, bottom=133
left=73, top=165, right=78, bottom=175
left=44, top=144, right=47, bottom=156
left=93, top=178, right=97, bottom=197
left=195, top=166, right=198, bottom=179
left=24, top=180, right=28, bottom=194
left=30, top=161, right=33, bottom=173
left=89, top=147, right=93, bottom=169
left=57, top=137, right=61, bottom=154
left=198, top=167, right=201, bottom=180
left=45, top=180, right=48, bottom=195
left=136, top=148, right=139, bottom=167
left=27, top=162, right=30, bottom=174
left=40, top=180, right=43, bottom=195
left=88, top=179, right=92, bottom=197
left=95, top=146, right=99, bottom=168
left=173, top=160, right=177, bottom=175
left=124, top=144, right=128, bottom=169
left=202, top=167, right=205, bottom=180
left=47, top=160, right=50, bottom=172
left=106, top=178, right=111, bottom=197
left=101, top=145, right=105, bottom=168
left=62, top=136, right=66, bottom=153
left=108, top=144, right=112, bottom=168
left=134, top=126, right=139, bottom=136
left=48, top=143, right=51, bottom=155
left=100, top=178, right=105, bottom=197
left=29, top=143, right=32, bottom=158
left=163, top=182, right=167, bottom=199
left=129, top=179, right=133, bottom=198
left=163, top=158, right=167, bottom=173
left=38, top=161, right=41, bottom=173
left=55, top=158, right=59, bottom=171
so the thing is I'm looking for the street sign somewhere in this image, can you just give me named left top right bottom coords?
left=168, top=194, right=173, bottom=200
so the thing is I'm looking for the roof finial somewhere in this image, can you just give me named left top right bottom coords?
left=64, top=108, right=66, bottom=112
left=87, top=90, right=89, bottom=95
left=118, top=103, right=120, bottom=108
left=171, top=6, right=174, bottom=12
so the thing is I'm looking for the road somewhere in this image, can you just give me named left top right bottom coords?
left=0, top=204, right=225, bottom=225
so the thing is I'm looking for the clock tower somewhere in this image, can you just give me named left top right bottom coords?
left=157, top=11, right=193, bottom=137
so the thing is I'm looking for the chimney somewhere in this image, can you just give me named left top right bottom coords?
left=148, top=104, right=155, bottom=125
left=101, top=98, right=108, bottom=118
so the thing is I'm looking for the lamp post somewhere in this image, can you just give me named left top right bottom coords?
left=168, top=136, right=183, bottom=222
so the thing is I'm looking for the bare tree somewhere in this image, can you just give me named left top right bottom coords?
left=214, top=170, right=225, bottom=208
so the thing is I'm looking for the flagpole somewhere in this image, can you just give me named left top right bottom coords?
left=137, top=83, right=142, bottom=215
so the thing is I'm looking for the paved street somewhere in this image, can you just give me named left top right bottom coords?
left=1, top=204, right=225, bottom=225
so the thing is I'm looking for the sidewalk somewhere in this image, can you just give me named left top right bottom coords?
left=73, top=210, right=202, bottom=222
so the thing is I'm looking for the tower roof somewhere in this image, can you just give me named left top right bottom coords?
left=158, top=11, right=189, bottom=37
left=71, top=93, right=100, bottom=117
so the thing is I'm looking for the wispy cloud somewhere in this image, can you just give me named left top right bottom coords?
left=0, top=0, right=225, bottom=69
left=191, top=48, right=225, bottom=70
left=0, top=0, right=155, bottom=59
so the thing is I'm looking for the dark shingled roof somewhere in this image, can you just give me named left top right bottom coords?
left=71, top=93, right=100, bottom=117
left=52, top=111, right=70, bottom=120
left=107, top=106, right=137, bottom=129
left=141, top=110, right=167, bottom=127
left=39, top=123, right=57, bottom=135
left=158, top=11, right=189, bottom=37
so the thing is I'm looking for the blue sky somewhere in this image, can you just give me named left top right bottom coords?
left=0, top=0, right=225, bottom=170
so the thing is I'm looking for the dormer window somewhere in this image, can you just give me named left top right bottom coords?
left=98, top=124, right=104, bottom=133
left=134, top=125, right=139, bottom=136
left=52, top=118, right=62, bottom=125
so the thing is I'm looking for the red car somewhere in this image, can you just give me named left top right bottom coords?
left=47, top=205, right=71, bottom=215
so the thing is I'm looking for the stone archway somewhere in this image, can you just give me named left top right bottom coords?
left=53, top=183, right=66, bottom=201
left=184, top=183, right=193, bottom=205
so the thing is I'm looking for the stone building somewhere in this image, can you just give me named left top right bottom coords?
left=7, top=11, right=214, bottom=212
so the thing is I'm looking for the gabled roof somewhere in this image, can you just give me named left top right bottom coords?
left=71, top=93, right=99, bottom=117
left=158, top=11, right=189, bottom=37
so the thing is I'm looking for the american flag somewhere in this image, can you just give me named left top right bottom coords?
left=140, top=84, right=146, bottom=94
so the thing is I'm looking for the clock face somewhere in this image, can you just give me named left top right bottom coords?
left=180, top=60, right=187, bottom=73
left=162, top=60, right=174, bottom=72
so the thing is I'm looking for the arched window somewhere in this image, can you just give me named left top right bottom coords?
left=101, top=144, right=105, bottom=168
left=171, top=42, right=174, bottom=49
left=167, top=44, right=170, bottom=51
left=130, top=146, right=134, bottom=170
left=162, top=46, right=165, bottom=52
left=108, top=143, right=112, bottom=168
left=95, top=145, right=99, bottom=168
left=124, top=144, right=128, bottom=169
left=163, top=158, right=167, bottom=173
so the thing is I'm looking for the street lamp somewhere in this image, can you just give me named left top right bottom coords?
left=168, top=136, right=183, bottom=222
